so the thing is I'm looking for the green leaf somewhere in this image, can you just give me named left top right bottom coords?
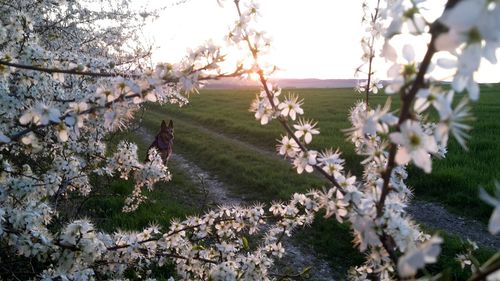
left=242, top=236, right=250, bottom=250
left=192, top=244, right=205, bottom=251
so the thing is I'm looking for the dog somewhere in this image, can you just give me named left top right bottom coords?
left=146, top=119, right=174, bottom=163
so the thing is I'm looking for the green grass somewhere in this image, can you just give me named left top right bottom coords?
left=133, top=86, right=499, bottom=279
left=146, top=86, right=500, bottom=222
left=142, top=112, right=325, bottom=201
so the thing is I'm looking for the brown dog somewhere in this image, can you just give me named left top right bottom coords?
left=146, top=120, right=174, bottom=163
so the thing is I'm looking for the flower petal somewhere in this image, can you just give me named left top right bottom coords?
left=489, top=207, right=500, bottom=235
left=395, top=147, right=411, bottom=165
left=403, top=45, right=415, bottom=62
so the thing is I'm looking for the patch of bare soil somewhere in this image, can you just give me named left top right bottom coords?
left=169, top=153, right=241, bottom=206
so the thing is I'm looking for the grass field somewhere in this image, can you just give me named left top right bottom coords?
left=104, top=85, right=497, bottom=279
left=145, top=86, right=500, bottom=222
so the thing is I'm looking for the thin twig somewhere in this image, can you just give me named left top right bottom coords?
left=364, top=0, right=381, bottom=108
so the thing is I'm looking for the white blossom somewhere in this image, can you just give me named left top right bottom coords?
left=292, top=151, right=317, bottom=174
left=276, top=135, right=300, bottom=158
left=480, top=183, right=500, bottom=235
left=397, top=236, right=443, bottom=277
left=277, top=93, right=304, bottom=120
left=390, top=120, right=438, bottom=173
left=293, top=119, right=319, bottom=144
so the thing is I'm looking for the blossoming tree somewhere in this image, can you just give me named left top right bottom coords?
left=0, top=0, right=499, bottom=280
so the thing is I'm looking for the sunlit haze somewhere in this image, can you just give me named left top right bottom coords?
left=138, top=0, right=500, bottom=83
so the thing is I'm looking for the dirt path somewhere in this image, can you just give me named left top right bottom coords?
left=139, top=127, right=339, bottom=280
left=148, top=118, right=500, bottom=249
left=407, top=200, right=500, bottom=248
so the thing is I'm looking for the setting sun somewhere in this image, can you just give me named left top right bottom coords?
left=248, top=72, right=260, bottom=81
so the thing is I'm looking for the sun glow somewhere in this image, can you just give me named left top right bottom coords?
left=140, top=0, right=500, bottom=83
left=248, top=72, right=260, bottom=81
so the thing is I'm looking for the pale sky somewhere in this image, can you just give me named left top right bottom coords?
left=138, top=0, right=500, bottom=83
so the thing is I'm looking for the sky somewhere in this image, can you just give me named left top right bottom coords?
left=137, top=0, right=500, bottom=83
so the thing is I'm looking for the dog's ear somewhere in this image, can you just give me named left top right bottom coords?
left=167, top=119, right=174, bottom=129
left=161, top=120, right=168, bottom=131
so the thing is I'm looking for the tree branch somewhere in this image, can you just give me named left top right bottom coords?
left=0, top=60, right=137, bottom=78
left=376, top=21, right=446, bottom=218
